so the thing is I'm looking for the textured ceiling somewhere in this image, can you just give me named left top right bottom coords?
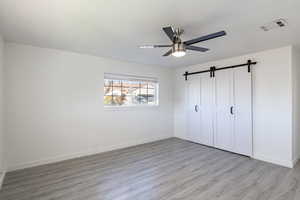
left=0, top=0, right=299, bottom=67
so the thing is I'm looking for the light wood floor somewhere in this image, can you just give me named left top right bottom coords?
left=1, top=138, right=300, bottom=200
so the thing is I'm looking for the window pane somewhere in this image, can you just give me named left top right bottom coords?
left=133, top=92, right=142, bottom=104
left=148, top=88, right=155, bottom=95
left=113, top=95, right=126, bottom=105
left=122, top=95, right=134, bottom=106
left=139, top=83, right=148, bottom=104
left=104, top=95, right=113, bottom=105
left=104, top=79, right=113, bottom=87
left=140, top=82, right=148, bottom=89
left=121, top=87, right=133, bottom=106
left=127, top=80, right=140, bottom=88
left=148, top=82, right=156, bottom=89
left=147, top=89, right=156, bottom=104
left=122, top=80, right=133, bottom=88
left=104, top=87, right=112, bottom=96
left=112, top=87, right=122, bottom=96
left=113, top=80, right=122, bottom=87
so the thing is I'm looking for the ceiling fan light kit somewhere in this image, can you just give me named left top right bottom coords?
left=139, top=26, right=226, bottom=57
left=172, top=43, right=186, bottom=57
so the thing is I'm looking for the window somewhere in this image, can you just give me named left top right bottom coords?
left=104, top=73, right=159, bottom=107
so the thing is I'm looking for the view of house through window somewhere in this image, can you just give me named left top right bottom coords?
left=104, top=73, right=158, bottom=106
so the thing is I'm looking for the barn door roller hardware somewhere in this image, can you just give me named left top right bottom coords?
left=183, top=59, right=257, bottom=80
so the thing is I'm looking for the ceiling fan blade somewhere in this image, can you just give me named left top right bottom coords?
left=163, top=26, right=175, bottom=41
left=186, top=46, right=209, bottom=52
left=184, top=31, right=226, bottom=46
left=139, top=45, right=172, bottom=48
left=154, top=45, right=172, bottom=48
left=163, top=49, right=172, bottom=56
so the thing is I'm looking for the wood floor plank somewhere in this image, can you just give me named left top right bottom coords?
left=0, top=138, right=299, bottom=200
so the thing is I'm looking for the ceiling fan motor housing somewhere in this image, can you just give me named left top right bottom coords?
left=172, top=43, right=186, bottom=53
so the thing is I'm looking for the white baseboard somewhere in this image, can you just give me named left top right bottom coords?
left=293, top=151, right=300, bottom=167
left=252, top=154, right=294, bottom=168
left=293, top=158, right=299, bottom=167
left=8, top=136, right=172, bottom=172
left=0, top=171, right=6, bottom=190
left=174, top=137, right=294, bottom=168
left=174, top=136, right=188, bottom=141
left=8, top=136, right=293, bottom=171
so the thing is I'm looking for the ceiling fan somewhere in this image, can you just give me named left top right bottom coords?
left=139, top=26, right=226, bottom=57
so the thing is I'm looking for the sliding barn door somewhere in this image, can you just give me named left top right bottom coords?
left=214, top=69, right=235, bottom=152
left=233, top=67, right=252, bottom=156
left=187, top=76, right=201, bottom=143
left=199, top=74, right=214, bottom=146
left=187, top=74, right=214, bottom=146
left=214, top=68, right=252, bottom=156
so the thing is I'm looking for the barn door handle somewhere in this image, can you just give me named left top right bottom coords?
left=194, top=105, right=199, bottom=112
left=230, top=106, right=234, bottom=115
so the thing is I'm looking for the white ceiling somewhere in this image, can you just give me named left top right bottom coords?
left=0, top=0, right=299, bottom=67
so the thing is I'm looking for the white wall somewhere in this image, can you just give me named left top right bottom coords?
left=174, top=46, right=294, bottom=167
left=292, top=46, right=300, bottom=164
left=0, top=36, right=4, bottom=179
left=4, top=43, right=174, bottom=171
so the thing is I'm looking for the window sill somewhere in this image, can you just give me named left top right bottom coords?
left=103, top=105, right=160, bottom=111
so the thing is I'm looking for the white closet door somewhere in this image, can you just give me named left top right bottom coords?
left=214, top=69, right=235, bottom=152
left=199, top=74, right=214, bottom=146
left=186, top=74, right=214, bottom=146
left=187, top=76, right=201, bottom=143
left=233, top=68, right=252, bottom=156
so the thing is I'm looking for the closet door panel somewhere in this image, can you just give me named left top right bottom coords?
left=199, top=74, right=214, bottom=146
left=215, top=69, right=234, bottom=151
left=233, top=68, right=252, bottom=156
left=187, top=76, right=201, bottom=143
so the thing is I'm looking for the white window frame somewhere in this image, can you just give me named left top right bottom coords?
left=103, top=73, right=159, bottom=109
